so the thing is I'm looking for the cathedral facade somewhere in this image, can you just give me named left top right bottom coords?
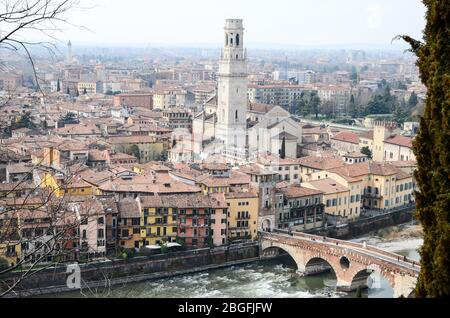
left=192, top=19, right=303, bottom=164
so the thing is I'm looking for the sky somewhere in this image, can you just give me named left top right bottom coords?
left=45, top=0, right=426, bottom=49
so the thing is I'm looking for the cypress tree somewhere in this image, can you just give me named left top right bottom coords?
left=280, top=136, right=286, bottom=159
left=400, top=0, right=450, bottom=298
left=408, top=91, right=418, bottom=108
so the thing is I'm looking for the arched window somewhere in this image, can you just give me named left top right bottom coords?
left=236, top=34, right=240, bottom=46
left=225, top=34, right=228, bottom=46
left=230, top=33, right=234, bottom=46
left=235, top=110, right=238, bottom=122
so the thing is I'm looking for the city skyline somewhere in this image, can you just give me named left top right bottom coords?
left=26, top=0, right=426, bottom=49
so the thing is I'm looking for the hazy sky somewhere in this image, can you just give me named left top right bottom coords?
left=55, top=0, right=426, bottom=47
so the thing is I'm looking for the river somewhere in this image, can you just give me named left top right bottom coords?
left=51, top=224, right=423, bottom=299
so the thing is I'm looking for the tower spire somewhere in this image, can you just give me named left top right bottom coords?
left=67, top=40, right=72, bottom=63
left=216, top=19, right=248, bottom=163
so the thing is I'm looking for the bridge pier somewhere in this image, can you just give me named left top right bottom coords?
left=259, top=232, right=419, bottom=298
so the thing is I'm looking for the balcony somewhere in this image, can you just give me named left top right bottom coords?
left=235, top=215, right=251, bottom=220
left=229, top=227, right=250, bottom=231
left=363, top=192, right=382, bottom=199
left=5, top=251, right=18, bottom=257
left=143, top=222, right=177, bottom=227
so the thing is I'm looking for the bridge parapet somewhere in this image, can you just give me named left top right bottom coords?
left=268, top=229, right=420, bottom=268
left=259, top=231, right=420, bottom=298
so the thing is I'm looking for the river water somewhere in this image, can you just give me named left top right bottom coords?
left=52, top=224, right=423, bottom=299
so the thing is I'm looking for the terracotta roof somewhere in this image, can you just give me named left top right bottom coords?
left=239, top=164, right=277, bottom=176
left=303, top=179, right=348, bottom=194
left=197, top=170, right=251, bottom=188
left=359, top=131, right=374, bottom=140
left=276, top=184, right=323, bottom=198
left=88, top=149, right=110, bottom=162
left=248, top=102, right=275, bottom=114
left=118, top=199, right=141, bottom=218
left=57, top=123, right=101, bottom=136
left=327, top=162, right=412, bottom=180
left=107, top=135, right=158, bottom=144
left=99, top=175, right=201, bottom=194
left=384, top=135, right=413, bottom=148
left=331, top=131, right=360, bottom=144
left=140, top=193, right=227, bottom=209
left=297, top=155, right=345, bottom=171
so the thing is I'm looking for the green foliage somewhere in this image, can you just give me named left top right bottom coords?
left=349, top=94, right=359, bottom=118
left=10, top=112, right=36, bottom=132
left=118, top=248, right=136, bottom=260
left=364, top=86, right=398, bottom=115
left=0, top=257, right=9, bottom=271
left=60, top=112, right=76, bottom=122
left=280, top=137, right=286, bottom=159
left=160, top=244, right=169, bottom=254
left=408, top=91, right=418, bottom=108
left=361, top=146, right=373, bottom=159
left=401, top=0, right=450, bottom=298
left=350, top=66, right=358, bottom=84
left=393, top=102, right=408, bottom=126
left=207, top=237, right=214, bottom=249
left=296, top=92, right=321, bottom=118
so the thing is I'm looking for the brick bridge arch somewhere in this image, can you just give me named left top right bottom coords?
left=260, top=231, right=419, bottom=298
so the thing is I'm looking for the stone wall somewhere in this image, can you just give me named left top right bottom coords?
left=308, top=207, right=416, bottom=240
left=1, top=243, right=259, bottom=297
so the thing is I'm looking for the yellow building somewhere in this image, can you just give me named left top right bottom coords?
left=77, top=81, right=98, bottom=94
left=303, top=178, right=354, bottom=218
left=0, top=215, right=21, bottom=267
left=108, top=136, right=165, bottom=163
left=225, top=190, right=259, bottom=242
left=138, top=197, right=178, bottom=247
left=309, top=161, right=415, bottom=213
left=0, top=242, right=21, bottom=267
left=41, top=173, right=94, bottom=198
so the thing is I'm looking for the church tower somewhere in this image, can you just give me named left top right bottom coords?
left=67, top=40, right=72, bottom=63
left=216, top=19, right=248, bottom=163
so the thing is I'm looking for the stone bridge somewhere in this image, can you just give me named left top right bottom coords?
left=260, top=230, right=420, bottom=298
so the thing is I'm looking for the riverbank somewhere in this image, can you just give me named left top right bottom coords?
left=309, top=205, right=417, bottom=240
left=41, top=231, right=423, bottom=299
left=2, top=213, right=421, bottom=298
left=1, top=243, right=260, bottom=298
left=352, top=223, right=423, bottom=261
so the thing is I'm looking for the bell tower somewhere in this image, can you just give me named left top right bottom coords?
left=216, top=19, right=248, bottom=163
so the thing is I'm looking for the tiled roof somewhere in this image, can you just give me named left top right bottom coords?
left=303, top=178, right=348, bottom=194
left=297, top=155, right=345, bottom=171
left=384, top=135, right=413, bottom=148
left=331, top=131, right=360, bottom=144
left=276, top=184, right=323, bottom=198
